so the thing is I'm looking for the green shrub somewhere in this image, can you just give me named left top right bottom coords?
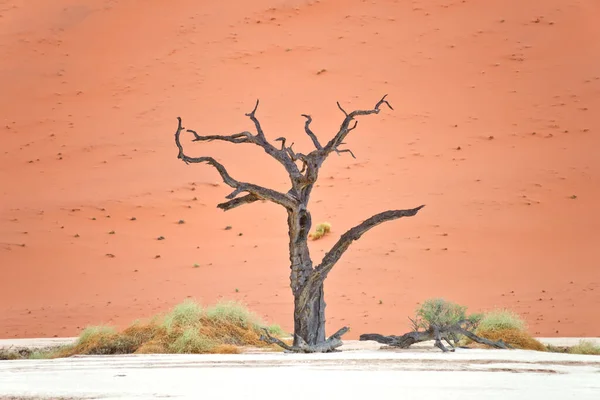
left=205, top=300, right=261, bottom=328
left=169, top=327, right=216, bottom=353
left=266, top=324, right=287, bottom=336
left=415, top=298, right=467, bottom=329
left=476, top=309, right=526, bottom=332
left=162, top=299, right=203, bottom=332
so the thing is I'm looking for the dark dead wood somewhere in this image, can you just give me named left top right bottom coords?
left=217, top=194, right=261, bottom=211
left=245, top=99, right=266, bottom=139
left=323, top=95, right=393, bottom=159
left=433, top=325, right=454, bottom=352
left=174, top=117, right=298, bottom=211
left=261, top=326, right=349, bottom=353
left=177, top=103, right=305, bottom=190
left=335, top=148, right=356, bottom=159
left=311, top=205, right=425, bottom=283
left=360, top=332, right=434, bottom=348
left=188, top=129, right=253, bottom=144
left=455, top=327, right=511, bottom=349
left=360, top=323, right=511, bottom=352
left=300, top=114, right=322, bottom=150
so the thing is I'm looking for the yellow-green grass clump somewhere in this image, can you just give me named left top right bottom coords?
left=53, top=299, right=287, bottom=357
left=472, top=309, right=545, bottom=351
left=309, top=222, right=331, bottom=240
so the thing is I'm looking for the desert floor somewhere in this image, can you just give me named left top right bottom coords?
left=1, top=0, right=599, bottom=339
left=1, top=340, right=600, bottom=399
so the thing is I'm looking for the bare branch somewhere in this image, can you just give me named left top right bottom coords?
left=175, top=127, right=238, bottom=187
left=188, top=129, right=253, bottom=144
left=432, top=325, right=454, bottom=352
left=174, top=117, right=298, bottom=210
left=347, top=120, right=358, bottom=132
left=310, top=205, right=425, bottom=282
left=323, top=95, right=394, bottom=158
left=284, top=142, right=309, bottom=173
left=300, top=114, right=322, bottom=150
left=336, top=101, right=349, bottom=117
left=360, top=323, right=511, bottom=352
left=327, top=326, right=350, bottom=340
left=261, top=326, right=349, bottom=353
left=335, top=148, right=356, bottom=159
left=260, top=329, right=295, bottom=351
left=241, top=102, right=308, bottom=185
left=455, top=326, right=511, bottom=349
left=275, top=137, right=287, bottom=151
left=359, top=331, right=434, bottom=348
left=217, top=194, right=261, bottom=211
left=245, top=99, right=265, bottom=139
left=226, top=187, right=244, bottom=199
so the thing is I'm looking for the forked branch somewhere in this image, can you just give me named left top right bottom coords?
left=178, top=101, right=305, bottom=190
left=322, top=95, right=394, bottom=158
left=174, top=117, right=297, bottom=210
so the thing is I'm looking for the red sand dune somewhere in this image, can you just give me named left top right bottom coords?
left=1, top=0, right=599, bottom=339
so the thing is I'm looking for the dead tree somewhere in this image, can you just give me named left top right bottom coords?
left=173, top=95, right=424, bottom=352
left=360, top=320, right=512, bottom=352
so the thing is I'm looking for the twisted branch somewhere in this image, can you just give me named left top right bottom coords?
left=360, top=321, right=511, bottom=353
left=311, top=205, right=425, bottom=282
left=189, top=130, right=253, bottom=144
left=245, top=99, right=265, bottom=139
left=179, top=101, right=305, bottom=192
left=322, top=95, right=394, bottom=158
left=300, top=114, right=322, bottom=150
left=174, top=117, right=297, bottom=210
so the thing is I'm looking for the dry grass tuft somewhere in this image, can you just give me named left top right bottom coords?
left=0, top=348, right=23, bottom=360
left=309, top=222, right=331, bottom=240
left=475, top=328, right=546, bottom=351
left=459, top=308, right=545, bottom=351
left=50, top=299, right=286, bottom=358
left=476, top=309, right=526, bottom=332
left=212, top=344, right=241, bottom=354
left=566, top=340, right=600, bottom=355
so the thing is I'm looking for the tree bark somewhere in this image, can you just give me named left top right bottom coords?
left=293, top=282, right=326, bottom=346
left=360, top=331, right=434, bottom=348
left=286, top=208, right=328, bottom=346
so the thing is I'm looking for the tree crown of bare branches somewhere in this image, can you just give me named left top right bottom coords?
left=174, top=95, right=396, bottom=208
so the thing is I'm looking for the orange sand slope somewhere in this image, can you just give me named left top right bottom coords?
left=1, top=0, right=599, bottom=339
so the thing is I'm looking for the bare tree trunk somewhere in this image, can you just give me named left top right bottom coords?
left=287, top=208, right=327, bottom=346
left=293, top=282, right=326, bottom=346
